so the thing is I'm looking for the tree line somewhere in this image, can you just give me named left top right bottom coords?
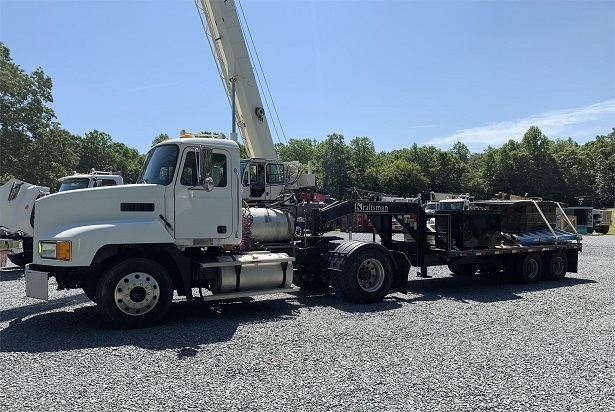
left=1, top=42, right=614, bottom=207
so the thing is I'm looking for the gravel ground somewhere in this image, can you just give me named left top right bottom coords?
left=1, top=234, right=614, bottom=412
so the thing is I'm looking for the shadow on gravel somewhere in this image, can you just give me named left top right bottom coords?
left=0, top=296, right=303, bottom=354
left=0, top=289, right=407, bottom=355
left=0, top=272, right=594, bottom=355
left=402, top=272, right=596, bottom=304
left=293, top=289, right=403, bottom=314
left=0, top=293, right=91, bottom=323
left=0, top=267, right=24, bottom=281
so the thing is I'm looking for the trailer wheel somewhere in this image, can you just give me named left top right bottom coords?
left=543, top=251, right=568, bottom=281
left=96, top=258, right=173, bottom=329
left=515, top=253, right=542, bottom=284
left=334, top=249, right=393, bottom=303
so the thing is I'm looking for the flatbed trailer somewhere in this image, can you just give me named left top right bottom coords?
left=308, top=200, right=581, bottom=284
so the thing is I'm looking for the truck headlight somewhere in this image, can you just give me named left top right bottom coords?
left=39, top=241, right=71, bottom=261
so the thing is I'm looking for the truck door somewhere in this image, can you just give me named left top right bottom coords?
left=173, top=147, right=235, bottom=242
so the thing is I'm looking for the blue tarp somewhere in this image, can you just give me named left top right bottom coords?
left=514, top=228, right=581, bottom=245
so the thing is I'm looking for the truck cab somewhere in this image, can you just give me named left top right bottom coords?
left=437, top=198, right=470, bottom=211
left=57, top=170, right=124, bottom=192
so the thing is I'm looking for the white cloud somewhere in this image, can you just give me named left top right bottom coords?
left=427, top=99, right=615, bottom=149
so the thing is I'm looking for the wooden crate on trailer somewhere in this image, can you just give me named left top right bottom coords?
left=472, top=200, right=557, bottom=233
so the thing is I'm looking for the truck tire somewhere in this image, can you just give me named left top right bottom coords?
left=96, top=258, right=173, bottom=329
left=515, top=253, right=542, bottom=284
left=7, top=252, right=30, bottom=268
left=333, top=249, right=393, bottom=304
left=543, top=251, right=568, bottom=281
left=598, top=226, right=609, bottom=235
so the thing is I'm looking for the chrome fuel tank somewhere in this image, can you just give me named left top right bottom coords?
left=247, top=208, right=295, bottom=243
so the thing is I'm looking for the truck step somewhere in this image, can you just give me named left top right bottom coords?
left=194, top=287, right=297, bottom=302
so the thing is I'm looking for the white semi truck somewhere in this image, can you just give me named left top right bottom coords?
left=24, top=0, right=583, bottom=329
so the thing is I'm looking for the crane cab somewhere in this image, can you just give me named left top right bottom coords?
left=240, top=158, right=285, bottom=202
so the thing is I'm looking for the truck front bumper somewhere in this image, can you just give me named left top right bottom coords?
left=0, top=239, right=22, bottom=252
left=25, top=266, right=50, bottom=300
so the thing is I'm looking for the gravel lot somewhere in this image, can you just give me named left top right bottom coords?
left=1, top=234, right=613, bottom=412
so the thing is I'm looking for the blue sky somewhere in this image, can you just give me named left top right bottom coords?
left=1, top=0, right=614, bottom=155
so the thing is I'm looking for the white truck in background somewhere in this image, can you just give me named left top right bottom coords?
left=436, top=196, right=471, bottom=211
left=0, top=170, right=123, bottom=267
left=592, top=209, right=612, bottom=234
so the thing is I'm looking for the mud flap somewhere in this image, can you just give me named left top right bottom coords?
left=391, top=251, right=411, bottom=294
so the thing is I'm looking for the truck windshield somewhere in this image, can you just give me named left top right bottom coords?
left=439, top=201, right=464, bottom=211
left=58, top=178, right=90, bottom=192
left=137, top=144, right=179, bottom=186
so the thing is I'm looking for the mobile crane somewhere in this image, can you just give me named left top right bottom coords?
left=24, top=0, right=582, bottom=329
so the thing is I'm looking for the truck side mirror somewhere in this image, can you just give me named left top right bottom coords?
left=199, top=147, right=214, bottom=192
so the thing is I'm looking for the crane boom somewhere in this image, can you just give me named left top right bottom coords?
left=196, top=0, right=276, bottom=160
left=195, top=0, right=315, bottom=202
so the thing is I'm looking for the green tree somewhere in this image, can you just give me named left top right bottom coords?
left=348, top=136, right=377, bottom=188
left=379, top=158, right=429, bottom=197
left=462, top=152, right=490, bottom=200
left=108, top=142, right=145, bottom=184
left=76, top=130, right=115, bottom=172
left=317, top=133, right=351, bottom=198
left=151, top=133, right=170, bottom=148
left=585, top=128, right=615, bottom=207
left=551, top=138, right=592, bottom=204
left=277, top=138, right=318, bottom=165
left=0, top=42, right=56, bottom=183
left=519, top=126, right=565, bottom=200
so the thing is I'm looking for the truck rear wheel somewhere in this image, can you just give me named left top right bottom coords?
left=96, top=258, right=173, bottom=329
left=333, top=249, right=393, bottom=303
left=543, top=251, right=568, bottom=281
left=515, top=253, right=542, bottom=284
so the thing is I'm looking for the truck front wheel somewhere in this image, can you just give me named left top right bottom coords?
left=334, top=249, right=393, bottom=303
left=96, top=258, right=173, bottom=329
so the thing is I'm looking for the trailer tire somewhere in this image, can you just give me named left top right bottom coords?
left=544, top=251, right=568, bottom=281
left=333, top=249, right=393, bottom=304
left=96, top=258, right=173, bottom=329
left=515, top=253, right=542, bottom=284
